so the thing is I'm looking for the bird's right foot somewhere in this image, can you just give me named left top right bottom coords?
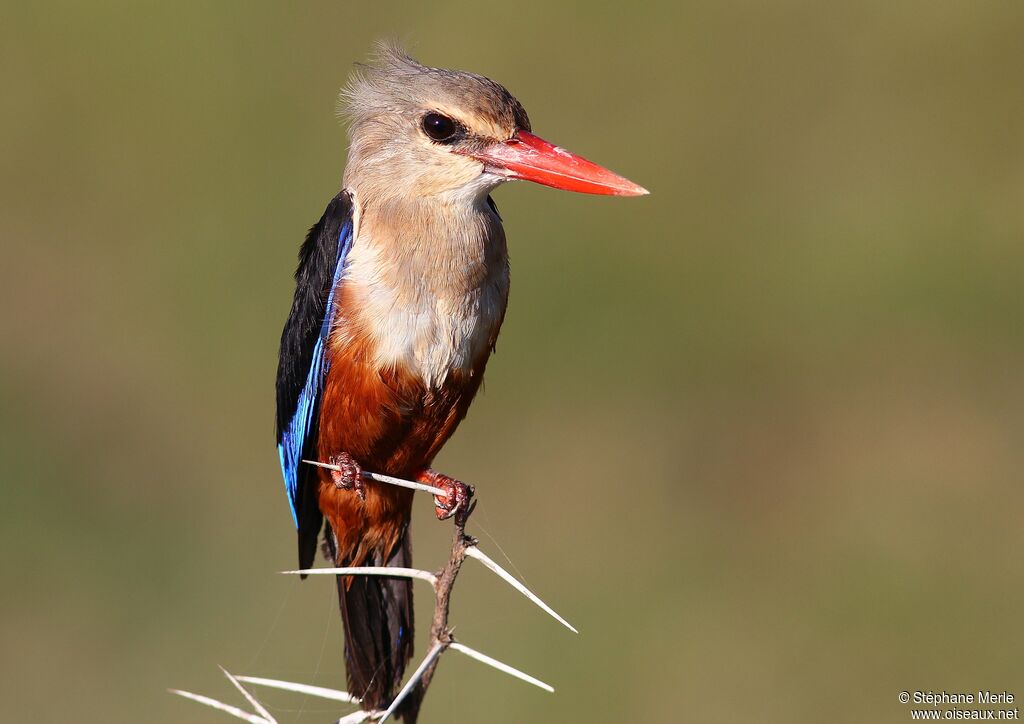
left=328, top=452, right=365, bottom=501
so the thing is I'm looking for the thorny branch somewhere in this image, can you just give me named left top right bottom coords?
left=400, top=500, right=476, bottom=718
left=171, top=464, right=572, bottom=723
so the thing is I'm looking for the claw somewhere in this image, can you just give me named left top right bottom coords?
left=328, top=452, right=365, bottom=501
left=417, top=469, right=474, bottom=520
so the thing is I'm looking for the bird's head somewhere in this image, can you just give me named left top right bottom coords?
left=340, top=45, right=647, bottom=206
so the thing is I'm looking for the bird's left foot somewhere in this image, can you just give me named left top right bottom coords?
left=417, top=469, right=474, bottom=520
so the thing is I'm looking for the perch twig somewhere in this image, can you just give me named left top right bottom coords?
left=173, top=463, right=572, bottom=722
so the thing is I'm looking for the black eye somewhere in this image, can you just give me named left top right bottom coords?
left=421, top=112, right=459, bottom=143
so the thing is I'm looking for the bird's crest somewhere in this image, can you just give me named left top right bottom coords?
left=338, top=43, right=530, bottom=138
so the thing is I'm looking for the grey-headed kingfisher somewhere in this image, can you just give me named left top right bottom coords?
left=275, top=46, right=646, bottom=720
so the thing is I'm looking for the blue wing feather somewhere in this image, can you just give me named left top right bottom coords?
left=277, top=337, right=326, bottom=525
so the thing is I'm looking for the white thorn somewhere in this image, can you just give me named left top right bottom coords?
left=464, top=546, right=578, bottom=634
left=366, top=471, right=446, bottom=497
left=302, top=460, right=446, bottom=496
left=379, top=642, right=444, bottom=723
left=220, top=668, right=277, bottom=724
left=169, top=689, right=271, bottom=723
left=335, top=712, right=375, bottom=724
left=449, top=642, right=554, bottom=693
left=280, top=566, right=438, bottom=586
left=234, top=675, right=360, bottom=704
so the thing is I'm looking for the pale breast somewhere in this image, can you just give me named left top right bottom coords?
left=332, top=201, right=509, bottom=390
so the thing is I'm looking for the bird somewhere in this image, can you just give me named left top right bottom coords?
left=275, top=45, right=646, bottom=721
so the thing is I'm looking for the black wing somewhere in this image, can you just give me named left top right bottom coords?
left=275, top=191, right=354, bottom=570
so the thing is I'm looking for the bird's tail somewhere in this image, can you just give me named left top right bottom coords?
left=337, top=525, right=416, bottom=719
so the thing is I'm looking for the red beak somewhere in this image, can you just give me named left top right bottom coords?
left=469, top=130, right=648, bottom=197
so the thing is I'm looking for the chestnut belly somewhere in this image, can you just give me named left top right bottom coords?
left=315, top=354, right=485, bottom=562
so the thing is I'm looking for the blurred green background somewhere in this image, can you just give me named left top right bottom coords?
left=2, top=2, right=1022, bottom=722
